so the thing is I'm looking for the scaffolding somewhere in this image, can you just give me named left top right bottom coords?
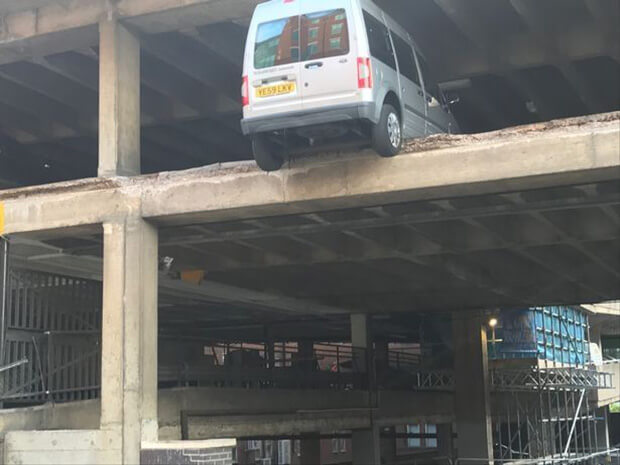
left=490, top=365, right=614, bottom=464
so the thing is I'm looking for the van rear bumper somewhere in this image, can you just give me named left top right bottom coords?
left=241, top=102, right=376, bottom=135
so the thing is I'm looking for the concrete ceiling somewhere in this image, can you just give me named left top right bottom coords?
left=0, top=0, right=618, bottom=188
left=11, top=176, right=619, bottom=339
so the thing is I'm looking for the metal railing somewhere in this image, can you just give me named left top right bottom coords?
left=160, top=342, right=368, bottom=390
left=491, top=366, right=615, bottom=392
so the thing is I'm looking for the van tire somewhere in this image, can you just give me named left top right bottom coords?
left=372, top=104, right=402, bottom=157
left=252, top=134, right=284, bottom=171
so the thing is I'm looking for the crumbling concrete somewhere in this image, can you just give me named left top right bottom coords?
left=1, top=113, right=618, bottom=236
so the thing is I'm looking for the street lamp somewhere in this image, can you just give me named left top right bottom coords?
left=488, top=318, right=499, bottom=358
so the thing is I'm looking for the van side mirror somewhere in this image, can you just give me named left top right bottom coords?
left=428, top=96, right=441, bottom=108
left=445, top=92, right=460, bottom=106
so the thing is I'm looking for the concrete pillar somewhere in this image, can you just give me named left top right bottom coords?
left=298, top=341, right=315, bottom=371
left=267, top=341, right=275, bottom=369
left=352, top=428, right=380, bottom=465
left=437, top=423, right=454, bottom=464
left=350, top=314, right=380, bottom=464
left=299, top=434, right=321, bottom=465
left=374, top=340, right=389, bottom=385
left=100, top=217, right=158, bottom=463
left=380, top=426, right=396, bottom=464
left=98, top=16, right=141, bottom=177
left=350, top=314, right=370, bottom=373
left=453, top=311, right=493, bottom=464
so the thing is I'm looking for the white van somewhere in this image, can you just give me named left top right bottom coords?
left=241, top=0, right=459, bottom=171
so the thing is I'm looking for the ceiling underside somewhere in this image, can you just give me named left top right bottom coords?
left=11, top=179, right=619, bottom=340
left=0, top=0, right=618, bottom=188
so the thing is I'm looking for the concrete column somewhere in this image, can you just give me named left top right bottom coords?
left=437, top=423, right=454, bottom=464
left=374, top=340, right=389, bottom=384
left=299, top=434, right=321, bottom=465
left=98, top=16, right=141, bottom=177
left=352, top=427, right=380, bottom=465
left=453, top=311, right=493, bottom=464
left=350, top=314, right=380, bottom=464
left=298, top=341, right=315, bottom=371
left=100, top=217, right=158, bottom=464
left=350, top=314, right=370, bottom=373
left=380, top=426, right=396, bottom=464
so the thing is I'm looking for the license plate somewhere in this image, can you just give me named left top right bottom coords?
left=256, top=82, right=295, bottom=98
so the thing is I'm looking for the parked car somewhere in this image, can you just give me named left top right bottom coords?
left=241, top=0, right=459, bottom=171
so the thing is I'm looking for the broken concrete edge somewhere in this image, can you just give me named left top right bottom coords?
left=1, top=111, right=618, bottom=236
left=401, top=110, right=620, bottom=154
left=1, top=111, right=617, bottom=202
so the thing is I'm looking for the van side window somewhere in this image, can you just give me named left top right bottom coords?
left=301, top=9, right=350, bottom=61
left=417, top=55, right=440, bottom=100
left=391, top=33, right=419, bottom=86
left=363, top=11, right=396, bottom=71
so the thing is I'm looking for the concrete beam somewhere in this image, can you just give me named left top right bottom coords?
left=0, top=1, right=65, bottom=15
left=508, top=0, right=606, bottom=115
left=0, top=388, right=454, bottom=441
left=0, top=114, right=618, bottom=237
left=7, top=240, right=348, bottom=315
left=438, top=25, right=612, bottom=81
left=0, top=0, right=260, bottom=65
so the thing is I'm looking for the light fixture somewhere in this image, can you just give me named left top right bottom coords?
left=488, top=318, right=498, bottom=328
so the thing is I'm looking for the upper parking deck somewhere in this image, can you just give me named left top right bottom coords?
left=0, top=0, right=617, bottom=188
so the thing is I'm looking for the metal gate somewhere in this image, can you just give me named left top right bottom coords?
left=0, top=241, right=102, bottom=405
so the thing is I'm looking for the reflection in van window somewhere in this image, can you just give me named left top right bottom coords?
left=391, top=33, right=420, bottom=86
left=301, top=9, right=349, bottom=61
left=363, top=11, right=396, bottom=71
left=254, top=16, right=300, bottom=69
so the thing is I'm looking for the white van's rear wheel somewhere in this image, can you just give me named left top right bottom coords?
left=372, top=104, right=402, bottom=157
left=252, top=134, right=284, bottom=171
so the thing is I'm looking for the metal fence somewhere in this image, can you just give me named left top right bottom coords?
left=0, top=265, right=102, bottom=405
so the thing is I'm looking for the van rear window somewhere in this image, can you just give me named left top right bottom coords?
left=254, top=9, right=349, bottom=69
left=254, top=16, right=300, bottom=69
left=301, top=10, right=349, bottom=61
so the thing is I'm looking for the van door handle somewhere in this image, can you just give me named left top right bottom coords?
left=305, top=62, right=323, bottom=69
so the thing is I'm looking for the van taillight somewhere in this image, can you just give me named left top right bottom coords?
left=357, top=58, right=372, bottom=89
left=242, top=76, right=249, bottom=106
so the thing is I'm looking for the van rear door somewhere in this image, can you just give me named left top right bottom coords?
left=298, top=0, right=358, bottom=111
left=248, top=0, right=302, bottom=118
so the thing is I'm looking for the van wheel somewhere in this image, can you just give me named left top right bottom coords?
left=252, top=134, right=284, bottom=171
left=372, top=104, right=402, bottom=157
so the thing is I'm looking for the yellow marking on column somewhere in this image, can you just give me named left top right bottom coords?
left=0, top=202, right=4, bottom=235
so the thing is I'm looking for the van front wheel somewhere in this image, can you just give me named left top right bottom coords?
left=372, top=104, right=402, bottom=157
left=252, top=134, right=284, bottom=172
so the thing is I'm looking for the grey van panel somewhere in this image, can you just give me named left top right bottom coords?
left=372, top=86, right=401, bottom=122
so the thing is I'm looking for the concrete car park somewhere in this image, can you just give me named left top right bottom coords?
left=0, top=1, right=619, bottom=465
